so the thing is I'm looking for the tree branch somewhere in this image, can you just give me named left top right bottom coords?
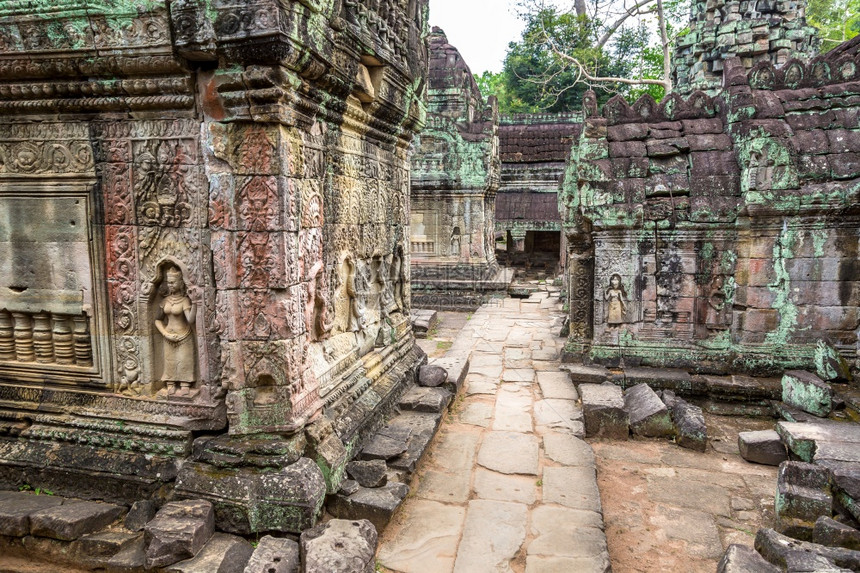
left=596, top=0, right=658, bottom=48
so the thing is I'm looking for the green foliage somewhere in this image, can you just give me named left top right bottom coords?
left=474, top=1, right=692, bottom=113
left=807, top=0, right=860, bottom=50
left=501, top=8, right=612, bottom=112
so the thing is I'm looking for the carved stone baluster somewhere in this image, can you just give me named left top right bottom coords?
left=52, top=315, right=75, bottom=365
left=11, top=312, right=35, bottom=362
left=32, top=312, right=54, bottom=363
left=72, top=315, right=93, bottom=366
left=0, top=310, right=14, bottom=361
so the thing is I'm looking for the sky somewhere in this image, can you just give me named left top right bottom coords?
left=428, top=0, right=526, bottom=75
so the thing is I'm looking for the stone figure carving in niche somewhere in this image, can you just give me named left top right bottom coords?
left=604, top=273, right=628, bottom=325
left=390, top=245, right=405, bottom=311
left=748, top=146, right=775, bottom=191
left=342, top=257, right=365, bottom=332
left=450, top=226, right=461, bottom=258
left=154, top=266, right=197, bottom=397
left=705, top=275, right=730, bottom=330
left=306, top=261, right=334, bottom=341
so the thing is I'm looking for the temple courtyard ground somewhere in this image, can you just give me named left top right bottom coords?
left=378, top=291, right=778, bottom=573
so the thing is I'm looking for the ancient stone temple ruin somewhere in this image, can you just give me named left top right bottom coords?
left=409, top=28, right=511, bottom=310
left=0, top=0, right=428, bottom=535
left=561, top=4, right=860, bottom=377
left=497, top=112, right=582, bottom=270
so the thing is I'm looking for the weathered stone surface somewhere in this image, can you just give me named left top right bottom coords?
left=473, top=469, right=537, bottom=504
left=431, top=355, right=470, bottom=394
left=327, top=482, right=409, bottom=532
left=385, top=412, right=444, bottom=474
left=124, top=500, right=157, bottom=532
left=0, top=491, right=65, bottom=537
left=543, top=433, right=595, bottom=467
left=533, top=399, right=584, bottom=434
left=29, top=500, right=125, bottom=541
left=376, top=500, right=466, bottom=573
left=717, top=544, right=780, bottom=573
left=755, top=528, right=860, bottom=571
left=662, top=391, right=707, bottom=452
left=775, top=461, right=833, bottom=540
left=243, top=535, right=299, bottom=573
left=527, top=506, right=609, bottom=571
left=75, top=530, right=141, bottom=563
left=418, top=365, right=448, bottom=388
left=165, top=533, right=253, bottom=573
left=559, top=364, right=610, bottom=385
left=624, top=383, right=674, bottom=438
left=580, top=384, right=628, bottom=440
left=300, top=519, right=377, bottom=573
left=398, top=386, right=453, bottom=413
left=453, top=500, right=527, bottom=573
left=346, top=460, right=388, bottom=489
left=814, top=516, right=860, bottom=551
left=411, top=310, right=439, bottom=339
left=739, top=429, right=788, bottom=466
left=106, top=535, right=147, bottom=573
left=623, top=368, right=692, bottom=393
left=542, top=466, right=602, bottom=513
left=361, top=427, right=411, bottom=460
left=144, top=500, right=215, bottom=569
left=782, top=370, right=834, bottom=418
left=537, top=371, right=579, bottom=400
left=174, top=458, right=326, bottom=535
left=777, top=421, right=860, bottom=464
left=477, top=431, right=540, bottom=475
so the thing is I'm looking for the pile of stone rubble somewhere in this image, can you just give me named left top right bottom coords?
left=568, top=361, right=860, bottom=572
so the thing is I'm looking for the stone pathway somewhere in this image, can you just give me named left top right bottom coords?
left=377, top=293, right=611, bottom=573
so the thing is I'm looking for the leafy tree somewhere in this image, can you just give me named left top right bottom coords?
left=807, top=0, right=860, bottom=50
left=475, top=0, right=690, bottom=113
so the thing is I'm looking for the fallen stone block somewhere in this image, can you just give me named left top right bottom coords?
left=775, top=461, right=833, bottom=540
left=580, top=383, right=628, bottom=440
left=327, top=482, right=409, bottom=532
left=410, top=309, right=438, bottom=339
left=144, top=500, right=215, bottom=569
left=698, top=374, right=782, bottom=402
left=346, top=460, right=387, bottom=489
left=0, top=491, right=65, bottom=537
left=624, top=383, right=674, bottom=438
left=559, top=364, right=610, bottom=386
left=717, top=544, right=780, bottom=573
left=777, top=421, right=860, bottom=464
left=663, top=390, right=707, bottom=452
left=814, top=340, right=853, bottom=383
left=814, top=516, right=860, bottom=551
left=301, top=519, right=377, bottom=573
left=124, top=500, right=157, bottom=532
left=429, top=354, right=469, bottom=394
left=174, top=458, right=326, bottom=535
left=361, top=425, right=411, bottom=460
left=623, top=367, right=692, bottom=393
left=75, top=530, right=142, bottom=562
left=243, top=535, right=299, bottom=573
left=755, top=527, right=860, bottom=571
left=105, top=535, right=146, bottom=573
left=164, top=532, right=253, bottom=573
left=30, top=500, right=126, bottom=541
left=782, top=370, right=834, bottom=418
left=397, top=386, right=452, bottom=413
left=773, top=401, right=822, bottom=423
left=418, top=364, right=448, bottom=387
left=739, top=430, right=788, bottom=466
left=819, top=461, right=860, bottom=523
left=385, top=412, right=443, bottom=474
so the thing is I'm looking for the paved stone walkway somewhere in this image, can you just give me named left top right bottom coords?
left=378, top=293, right=610, bottom=573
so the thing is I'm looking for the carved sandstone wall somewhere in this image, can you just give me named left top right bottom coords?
left=561, top=46, right=860, bottom=376
left=0, top=0, right=428, bottom=534
left=410, top=28, right=507, bottom=310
